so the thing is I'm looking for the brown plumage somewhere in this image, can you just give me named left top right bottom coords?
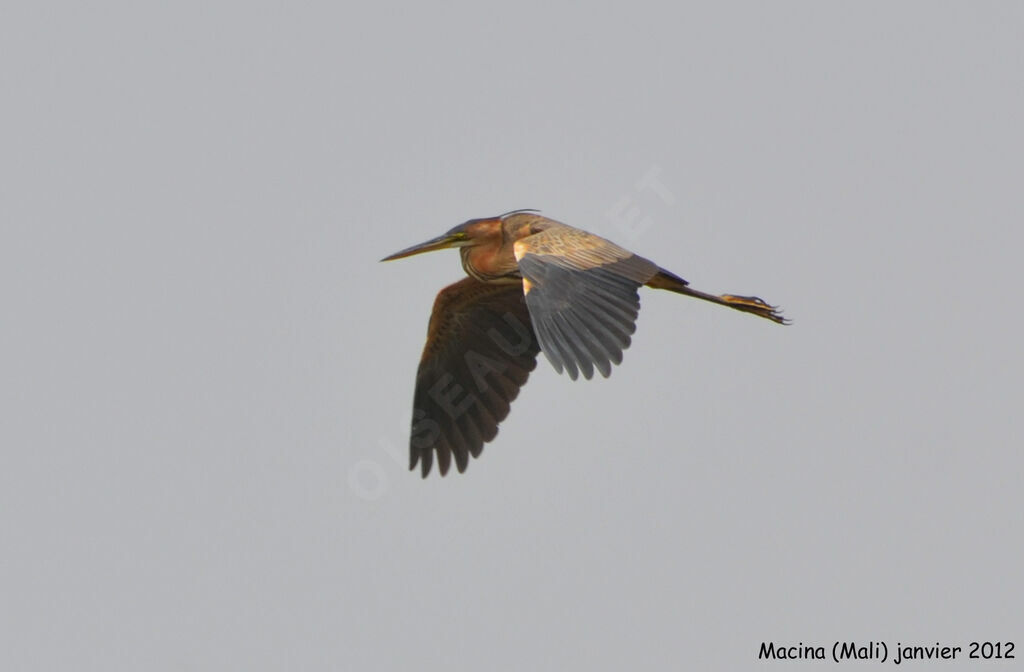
left=382, top=210, right=788, bottom=477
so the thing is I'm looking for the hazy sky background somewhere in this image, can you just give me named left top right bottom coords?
left=3, top=2, right=1022, bottom=670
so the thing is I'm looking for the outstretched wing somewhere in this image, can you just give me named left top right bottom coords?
left=410, top=277, right=540, bottom=477
left=513, top=225, right=659, bottom=380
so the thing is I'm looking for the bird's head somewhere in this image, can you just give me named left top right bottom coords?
left=380, top=210, right=539, bottom=262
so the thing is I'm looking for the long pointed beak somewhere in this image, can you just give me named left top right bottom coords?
left=380, top=233, right=462, bottom=262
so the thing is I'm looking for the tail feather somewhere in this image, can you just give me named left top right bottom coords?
left=646, top=269, right=789, bottom=325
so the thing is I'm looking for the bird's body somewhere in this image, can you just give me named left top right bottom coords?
left=382, top=210, right=787, bottom=477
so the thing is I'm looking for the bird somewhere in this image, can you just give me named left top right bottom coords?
left=381, top=209, right=788, bottom=477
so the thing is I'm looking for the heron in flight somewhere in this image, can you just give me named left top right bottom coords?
left=382, top=210, right=787, bottom=477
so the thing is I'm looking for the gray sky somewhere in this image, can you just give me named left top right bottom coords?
left=3, top=2, right=1022, bottom=670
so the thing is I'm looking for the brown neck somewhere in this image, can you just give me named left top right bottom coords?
left=458, top=213, right=551, bottom=283
left=459, top=242, right=520, bottom=283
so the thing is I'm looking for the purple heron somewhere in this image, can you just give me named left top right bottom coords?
left=382, top=210, right=787, bottom=477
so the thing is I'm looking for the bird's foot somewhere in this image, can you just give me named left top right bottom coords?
left=720, top=294, right=790, bottom=325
